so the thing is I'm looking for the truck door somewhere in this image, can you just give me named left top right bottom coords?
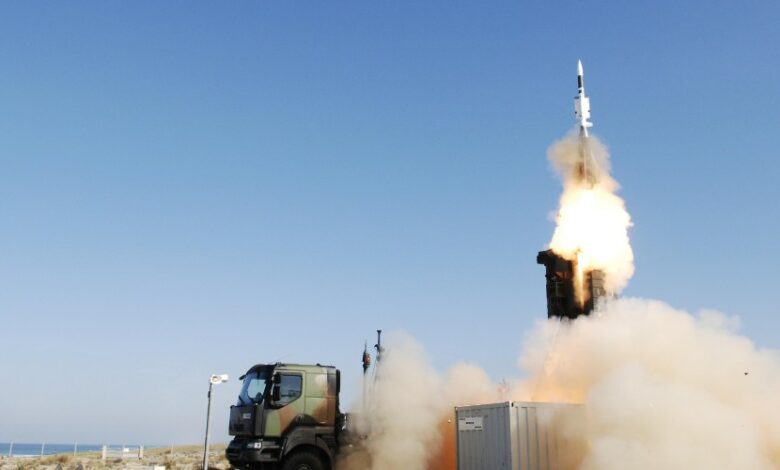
left=265, top=372, right=304, bottom=437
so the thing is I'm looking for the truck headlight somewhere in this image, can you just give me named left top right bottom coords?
left=247, top=441, right=262, bottom=449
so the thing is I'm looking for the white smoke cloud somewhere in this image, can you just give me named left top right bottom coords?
left=518, top=298, right=780, bottom=469
left=341, top=333, right=499, bottom=470
left=360, top=333, right=445, bottom=470
left=344, top=299, right=780, bottom=470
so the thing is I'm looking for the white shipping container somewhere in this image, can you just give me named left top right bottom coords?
left=456, top=402, right=586, bottom=470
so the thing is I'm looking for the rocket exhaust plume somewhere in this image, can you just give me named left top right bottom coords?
left=547, top=133, right=634, bottom=301
left=546, top=61, right=634, bottom=305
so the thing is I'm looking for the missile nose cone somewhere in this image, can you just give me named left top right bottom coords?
left=577, top=60, right=583, bottom=76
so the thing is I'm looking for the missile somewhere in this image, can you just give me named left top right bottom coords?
left=574, top=60, right=592, bottom=137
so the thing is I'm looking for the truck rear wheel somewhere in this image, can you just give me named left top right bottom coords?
left=281, top=451, right=325, bottom=470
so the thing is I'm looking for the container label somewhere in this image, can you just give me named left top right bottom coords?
left=458, top=416, right=484, bottom=431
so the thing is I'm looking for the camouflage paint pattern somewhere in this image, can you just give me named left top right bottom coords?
left=262, top=364, right=337, bottom=438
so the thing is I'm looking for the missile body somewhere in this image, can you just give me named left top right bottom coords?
left=574, top=60, right=596, bottom=184
left=574, top=60, right=592, bottom=137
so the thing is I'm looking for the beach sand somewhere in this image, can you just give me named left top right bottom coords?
left=0, top=444, right=229, bottom=470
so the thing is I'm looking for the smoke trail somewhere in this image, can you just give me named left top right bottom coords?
left=516, top=298, right=780, bottom=469
left=547, top=132, right=634, bottom=296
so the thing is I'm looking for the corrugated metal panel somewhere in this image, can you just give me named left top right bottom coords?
left=456, top=402, right=584, bottom=470
left=456, top=403, right=513, bottom=470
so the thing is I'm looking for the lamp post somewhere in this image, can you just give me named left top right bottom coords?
left=203, top=374, right=228, bottom=470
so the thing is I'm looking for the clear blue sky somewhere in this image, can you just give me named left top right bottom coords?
left=1, top=1, right=778, bottom=445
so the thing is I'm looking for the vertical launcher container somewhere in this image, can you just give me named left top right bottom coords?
left=537, top=249, right=605, bottom=319
left=456, top=402, right=586, bottom=470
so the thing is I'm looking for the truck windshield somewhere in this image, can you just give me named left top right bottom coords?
left=238, top=369, right=270, bottom=405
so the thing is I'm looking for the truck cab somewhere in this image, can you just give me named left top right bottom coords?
left=226, top=363, right=342, bottom=470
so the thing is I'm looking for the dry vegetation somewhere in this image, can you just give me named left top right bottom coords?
left=0, top=445, right=229, bottom=470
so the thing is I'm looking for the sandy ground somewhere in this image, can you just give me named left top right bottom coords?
left=0, top=444, right=230, bottom=470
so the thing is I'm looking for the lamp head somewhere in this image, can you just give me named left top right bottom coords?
left=210, top=374, right=229, bottom=384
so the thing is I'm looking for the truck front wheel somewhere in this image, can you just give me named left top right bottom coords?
left=281, top=451, right=326, bottom=470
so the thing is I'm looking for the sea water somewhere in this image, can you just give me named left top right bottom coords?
left=0, top=443, right=140, bottom=457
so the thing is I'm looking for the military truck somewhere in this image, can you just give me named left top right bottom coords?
left=226, top=363, right=347, bottom=470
